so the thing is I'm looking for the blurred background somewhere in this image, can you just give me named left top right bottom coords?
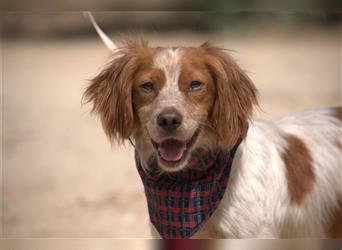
left=1, top=6, right=341, bottom=238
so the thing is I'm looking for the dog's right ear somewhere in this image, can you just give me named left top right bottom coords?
left=83, top=52, right=136, bottom=144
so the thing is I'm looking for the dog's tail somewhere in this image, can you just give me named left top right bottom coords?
left=83, top=11, right=117, bottom=52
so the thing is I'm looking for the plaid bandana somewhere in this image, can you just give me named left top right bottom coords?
left=135, top=141, right=241, bottom=239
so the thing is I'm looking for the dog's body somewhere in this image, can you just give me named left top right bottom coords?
left=192, top=108, right=342, bottom=238
left=84, top=41, right=341, bottom=238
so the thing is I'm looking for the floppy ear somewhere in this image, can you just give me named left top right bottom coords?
left=83, top=52, right=137, bottom=144
left=204, top=45, right=258, bottom=148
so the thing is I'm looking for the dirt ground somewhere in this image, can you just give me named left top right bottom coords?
left=2, top=27, right=341, bottom=238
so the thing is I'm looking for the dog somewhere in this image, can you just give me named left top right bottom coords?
left=83, top=36, right=341, bottom=238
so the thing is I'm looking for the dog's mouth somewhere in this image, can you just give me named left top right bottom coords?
left=151, top=129, right=200, bottom=165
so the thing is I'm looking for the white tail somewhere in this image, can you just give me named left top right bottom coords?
left=83, top=11, right=117, bottom=52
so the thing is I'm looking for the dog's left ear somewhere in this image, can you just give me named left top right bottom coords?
left=203, top=45, right=258, bottom=148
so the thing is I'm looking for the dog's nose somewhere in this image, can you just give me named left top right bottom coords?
left=157, top=110, right=182, bottom=132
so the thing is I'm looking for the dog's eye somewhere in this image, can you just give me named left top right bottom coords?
left=189, top=81, right=203, bottom=91
left=140, top=81, right=154, bottom=93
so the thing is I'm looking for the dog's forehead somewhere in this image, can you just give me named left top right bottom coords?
left=151, top=48, right=183, bottom=86
left=151, top=46, right=204, bottom=72
left=153, top=48, right=182, bottom=71
left=150, top=48, right=184, bottom=108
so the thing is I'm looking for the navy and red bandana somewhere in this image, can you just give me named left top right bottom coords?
left=135, top=141, right=241, bottom=239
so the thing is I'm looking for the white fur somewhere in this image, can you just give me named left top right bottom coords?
left=193, top=108, right=342, bottom=238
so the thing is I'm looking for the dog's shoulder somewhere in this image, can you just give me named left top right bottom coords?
left=217, top=108, right=342, bottom=237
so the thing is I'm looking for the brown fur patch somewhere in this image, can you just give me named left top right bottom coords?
left=282, top=133, right=316, bottom=205
left=328, top=197, right=342, bottom=238
left=331, top=107, right=342, bottom=121
left=328, top=107, right=342, bottom=238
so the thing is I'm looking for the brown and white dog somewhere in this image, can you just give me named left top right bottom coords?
left=83, top=15, right=342, bottom=238
left=84, top=39, right=341, bottom=238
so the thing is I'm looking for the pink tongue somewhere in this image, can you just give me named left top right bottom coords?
left=158, top=139, right=186, bottom=162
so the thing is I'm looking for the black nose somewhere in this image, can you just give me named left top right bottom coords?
left=157, top=110, right=182, bottom=132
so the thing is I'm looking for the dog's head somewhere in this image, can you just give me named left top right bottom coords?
left=84, top=40, right=257, bottom=172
